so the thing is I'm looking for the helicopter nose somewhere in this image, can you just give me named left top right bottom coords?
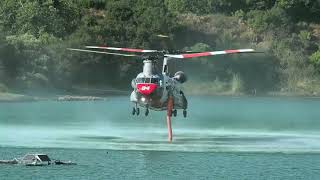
left=136, top=83, right=157, bottom=95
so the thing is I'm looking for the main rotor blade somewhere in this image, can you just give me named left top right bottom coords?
left=67, top=48, right=138, bottom=57
left=164, top=49, right=255, bottom=59
left=85, top=46, right=158, bottom=53
left=156, top=34, right=170, bottom=38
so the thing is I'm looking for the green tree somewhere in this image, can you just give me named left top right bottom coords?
left=0, top=0, right=81, bottom=38
left=310, top=50, right=320, bottom=70
left=246, top=7, right=290, bottom=33
left=276, top=0, right=320, bottom=22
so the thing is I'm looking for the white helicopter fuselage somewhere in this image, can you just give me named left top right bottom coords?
left=130, top=58, right=187, bottom=111
left=68, top=45, right=255, bottom=140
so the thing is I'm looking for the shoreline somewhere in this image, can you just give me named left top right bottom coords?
left=0, top=93, right=108, bottom=102
left=1, top=91, right=320, bottom=103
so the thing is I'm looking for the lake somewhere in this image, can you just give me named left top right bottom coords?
left=1, top=96, right=320, bottom=179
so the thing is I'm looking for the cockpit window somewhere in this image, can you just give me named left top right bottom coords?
left=151, top=78, right=159, bottom=83
left=136, top=78, right=160, bottom=84
left=136, top=78, right=146, bottom=83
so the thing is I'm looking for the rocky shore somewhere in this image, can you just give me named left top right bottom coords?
left=57, top=95, right=106, bottom=101
left=0, top=93, right=37, bottom=102
left=0, top=93, right=107, bottom=102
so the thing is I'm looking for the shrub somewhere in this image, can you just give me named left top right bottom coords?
left=0, top=83, right=9, bottom=93
left=310, top=50, right=320, bottom=70
left=230, top=73, right=244, bottom=94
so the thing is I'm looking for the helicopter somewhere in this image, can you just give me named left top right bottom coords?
left=68, top=45, right=255, bottom=141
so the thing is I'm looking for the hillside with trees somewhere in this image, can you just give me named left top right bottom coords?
left=0, top=0, right=320, bottom=96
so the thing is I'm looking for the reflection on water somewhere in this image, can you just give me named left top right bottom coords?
left=1, top=96, right=320, bottom=153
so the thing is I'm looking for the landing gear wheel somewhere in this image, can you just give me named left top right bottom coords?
left=145, top=109, right=149, bottom=116
left=136, top=108, right=140, bottom=116
left=183, top=110, right=187, bottom=118
left=132, top=107, right=136, bottom=115
left=173, top=109, right=177, bottom=117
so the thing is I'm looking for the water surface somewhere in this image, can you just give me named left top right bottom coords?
left=1, top=96, right=319, bottom=152
left=1, top=96, right=320, bottom=179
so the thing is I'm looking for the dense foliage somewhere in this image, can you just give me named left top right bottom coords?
left=0, top=0, right=319, bottom=95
